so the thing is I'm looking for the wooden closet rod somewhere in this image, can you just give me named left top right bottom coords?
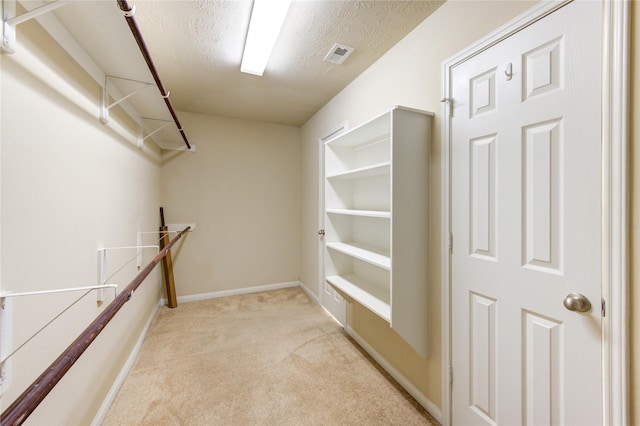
left=0, top=226, right=191, bottom=426
left=116, top=0, right=191, bottom=151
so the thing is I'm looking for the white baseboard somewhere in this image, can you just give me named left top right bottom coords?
left=170, top=281, right=300, bottom=304
left=91, top=301, right=162, bottom=425
left=298, top=281, right=349, bottom=327
left=345, top=325, right=443, bottom=424
left=298, top=281, right=320, bottom=304
left=298, top=282, right=345, bottom=326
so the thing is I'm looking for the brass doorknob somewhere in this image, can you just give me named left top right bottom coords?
left=563, top=293, right=591, bottom=313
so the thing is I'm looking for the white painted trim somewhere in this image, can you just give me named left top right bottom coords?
left=298, top=281, right=320, bottom=304
left=441, top=60, right=453, bottom=426
left=91, top=301, right=162, bottom=425
left=172, top=281, right=300, bottom=304
left=441, top=0, right=570, bottom=70
left=601, top=1, right=631, bottom=424
left=318, top=128, right=328, bottom=299
left=440, top=1, right=630, bottom=425
left=317, top=121, right=348, bottom=325
left=346, top=325, right=442, bottom=424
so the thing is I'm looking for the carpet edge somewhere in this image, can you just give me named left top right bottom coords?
left=91, top=300, right=163, bottom=425
left=345, top=324, right=443, bottom=424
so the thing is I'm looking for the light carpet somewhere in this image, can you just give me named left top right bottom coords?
left=102, top=287, right=439, bottom=425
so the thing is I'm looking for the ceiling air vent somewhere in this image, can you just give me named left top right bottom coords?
left=324, top=43, right=354, bottom=65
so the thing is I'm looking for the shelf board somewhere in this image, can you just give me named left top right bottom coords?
left=326, top=242, right=390, bottom=270
left=324, top=110, right=390, bottom=148
left=326, top=209, right=391, bottom=219
left=326, top=161, right=390, bottom=180
left=326, top=275, right=390, bottom=322
left=328, top=132, right=390, bottom=151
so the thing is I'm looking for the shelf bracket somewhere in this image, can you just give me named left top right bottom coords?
left=0, top=283, right=117, bottom=389
left=138, top=118, right=197, bottom=152
left=2, top=0, right=69, bottom=53
left=97, top=245, right=159, bottom=303
left=100, top=77, right=195, bottom=152
left=100, top=75, right=155, bottom=124
left=139, top=117, right=172, bottom=144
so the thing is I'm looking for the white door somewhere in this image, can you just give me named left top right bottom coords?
left=450, top=1, right=603, bottom=424
left=319, top=123, right=347, bottom=325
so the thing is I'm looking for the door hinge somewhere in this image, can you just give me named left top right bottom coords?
left=448, top=232, right=453, bottom=252
left=449, top=365, right=454, bottom=386
left=441, top=97, right=454, bottom=117
left=601, top=298, right=606, bottom=317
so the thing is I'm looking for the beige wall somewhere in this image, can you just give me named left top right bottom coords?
left=161, top=113, right=301, bottom=296
left=1, top=23, right=163, bottom=424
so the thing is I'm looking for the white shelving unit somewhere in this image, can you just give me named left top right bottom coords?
left=324, top=106, right=432, bottom=357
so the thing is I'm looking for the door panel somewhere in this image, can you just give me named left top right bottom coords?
left=469, top=134, right=496, bottom=260
left=522, top=119, right=562, bottom=272
left=450, top=2, right=602, bottom=424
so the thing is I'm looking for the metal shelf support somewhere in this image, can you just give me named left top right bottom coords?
left=100, top=75, right=155, bottom=125
left=2, top=0, right=69, bottom=53
left=97, top=245, right=158, bottom=303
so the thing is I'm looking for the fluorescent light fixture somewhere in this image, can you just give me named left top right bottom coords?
left=241, top=0, right=292, bottom=76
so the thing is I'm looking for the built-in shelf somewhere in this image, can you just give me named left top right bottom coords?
left=326, top=162, right=391, bottom=180
left=326, top=275, right=390, bottom=321
left=324, top=105, right=433, bottom=358
left=326, top=209, right=391, bottom=219
left=326, top=242, right=391, bottom=270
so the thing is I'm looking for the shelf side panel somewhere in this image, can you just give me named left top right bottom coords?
left=390, top=109, right=432, bottom=358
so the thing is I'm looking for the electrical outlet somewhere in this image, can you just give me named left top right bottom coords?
left=334, top=292, right=344, bottom=303
left=324, top=282, right=332, bottom=296
left=0, top=296, right=13, bottom=396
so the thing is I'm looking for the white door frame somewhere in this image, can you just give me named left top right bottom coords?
left=440, top=1, right=630, bottom=425
left=318, top=121, right=348, bottom=323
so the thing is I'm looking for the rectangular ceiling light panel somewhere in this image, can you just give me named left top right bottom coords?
left=241, top=0, right=292, bottom=76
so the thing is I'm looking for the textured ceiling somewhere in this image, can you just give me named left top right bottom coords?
left=48, top=1, right=443, bottom=128
left=131, top=0, right=444, bottom=126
